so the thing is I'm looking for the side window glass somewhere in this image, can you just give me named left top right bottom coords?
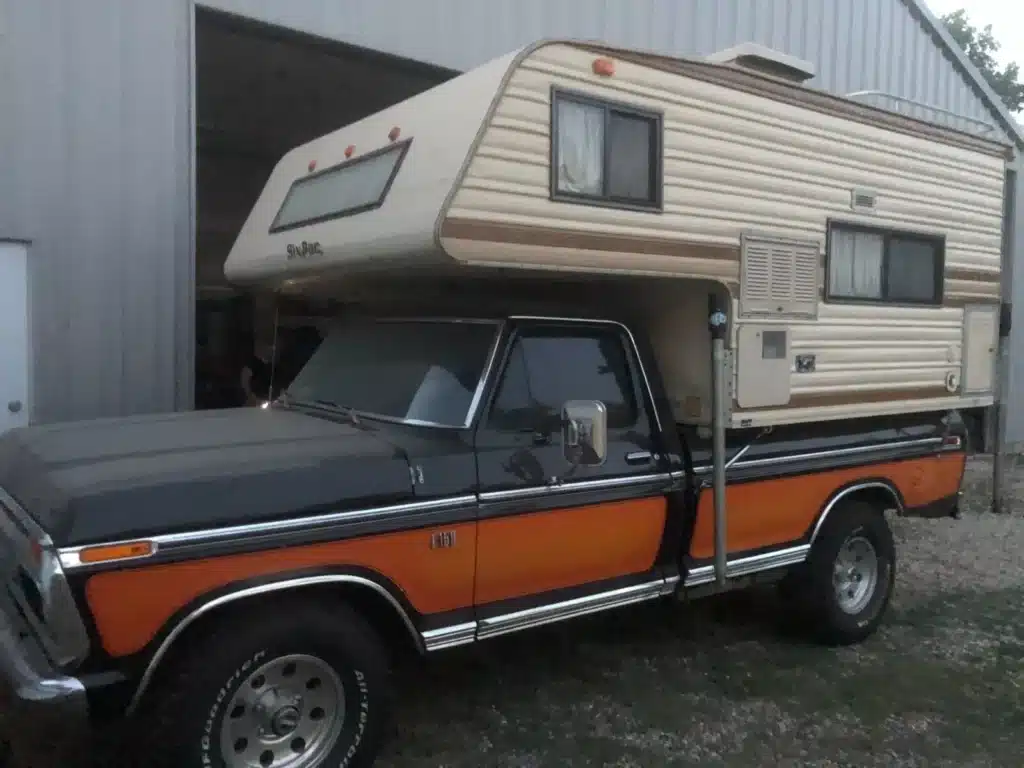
left=486, top=327, right=640, bottom=432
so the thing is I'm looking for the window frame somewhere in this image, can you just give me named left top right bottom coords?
left=824, top=219, right=946, bottom=307
left=549, top=87, right=664, bottom=213
left=268, top=138, right=413, bottom=234
left=479, top=319, right=648, bottom=436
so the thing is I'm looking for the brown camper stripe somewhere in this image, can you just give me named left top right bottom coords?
left=590, top=46, right=1011, bottom=159
left=944, top=267, right=1002, bottom=284
left=944, top=296, right=1001, bottom=308
left=441, top=218, right=742, bottom=261
left=733, top=387, right=953, bottom=411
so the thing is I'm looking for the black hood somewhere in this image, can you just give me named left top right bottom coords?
left=0, top=407, right=413, bottom=546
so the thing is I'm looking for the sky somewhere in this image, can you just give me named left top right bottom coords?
left=924, top=0, right=1024, bottom=71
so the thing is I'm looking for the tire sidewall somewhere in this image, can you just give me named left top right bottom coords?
left=187, top=632, right=380, bottom=768
left=812, top=508, right=895, bottom=641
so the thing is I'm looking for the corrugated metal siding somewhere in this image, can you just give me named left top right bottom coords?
left=202, top=0, right=1010, bottom=144
left=0, top=0, right=193, bottom=423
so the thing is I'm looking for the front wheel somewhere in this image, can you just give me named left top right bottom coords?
left=138, top=600, right=393, bottom=768
left=798, top=500, right=896, bottom=645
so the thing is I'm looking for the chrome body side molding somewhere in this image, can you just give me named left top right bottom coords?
left=684, top=544, right=811, bottom=587
left=809, top=481, right=904, bottom=545
left=127, top=574, right=422, bottom=715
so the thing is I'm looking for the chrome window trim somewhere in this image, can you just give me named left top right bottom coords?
left=127, top=574, right=422, bottom=716
left=58, top=494, right=479, bottom=572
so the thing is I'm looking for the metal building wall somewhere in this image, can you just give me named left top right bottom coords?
left=0, top=0, right=194, bottom=424
left=203, top=0, right=1011, bottom=141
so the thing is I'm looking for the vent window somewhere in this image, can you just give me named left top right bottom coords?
left=551, top=89, right=663, bottom=211
left=826, top=222, right=944, bottom=305
left=739, top=233, right=820, bottom=319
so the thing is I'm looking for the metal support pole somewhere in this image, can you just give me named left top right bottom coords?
left=708, top=295, right=729, bottom=587
left=993, top=164, right=1016, bottom=514
left=993, top=301, right=1011, bottom=514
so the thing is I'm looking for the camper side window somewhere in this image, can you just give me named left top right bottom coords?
left=826, top=223, right=944, bottom=305
left=551, top=90, right=662, bottom=210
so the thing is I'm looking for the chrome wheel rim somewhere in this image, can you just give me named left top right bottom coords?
left=833, top=535, right=879, bottom=615
left=219, top=654, right=345, bottom=768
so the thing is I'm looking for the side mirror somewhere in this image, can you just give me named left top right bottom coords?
left=561, top=400, right=608, bottom=466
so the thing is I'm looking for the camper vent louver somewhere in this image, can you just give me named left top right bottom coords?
left=739, top=233, right=819, bottom=319
left=851, top=188, right=878, bottom=213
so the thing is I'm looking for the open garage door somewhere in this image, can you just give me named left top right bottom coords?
left=193, top=8, right=452, bottom=409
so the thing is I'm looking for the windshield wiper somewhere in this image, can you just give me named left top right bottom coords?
left=291, top=397, right=362, bottom=426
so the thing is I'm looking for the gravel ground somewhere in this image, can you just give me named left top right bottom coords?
left=6, top=457, right=1024, bottom=767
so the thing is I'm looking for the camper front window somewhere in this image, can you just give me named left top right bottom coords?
left=283, top=319, right=498, bottom=428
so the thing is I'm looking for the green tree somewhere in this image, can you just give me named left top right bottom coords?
left=940, top=9, right=1024, bottom=113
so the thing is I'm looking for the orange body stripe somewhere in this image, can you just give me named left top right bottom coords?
left=86, top=523, right=477, bottom=658
left=474, top=497, right=667, bottom=605
left=688, top=453, right=966, bottom=559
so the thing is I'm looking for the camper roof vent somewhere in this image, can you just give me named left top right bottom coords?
left=706, top=42, right=816, bottom=84
left=851, top=188, right=878, bottom=213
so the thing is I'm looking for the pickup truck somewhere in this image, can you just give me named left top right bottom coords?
left=0, top=312, right=967, bottom=768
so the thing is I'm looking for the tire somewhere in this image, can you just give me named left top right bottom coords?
left=799, top=500, right=896, bottom=646
left=136, top=599, right=393, bottom=768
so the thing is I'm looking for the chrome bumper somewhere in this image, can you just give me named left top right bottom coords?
left=0, top=588, right=89, bottom=766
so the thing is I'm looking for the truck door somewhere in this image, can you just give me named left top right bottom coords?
left=473, top=320, right=671, bottom=609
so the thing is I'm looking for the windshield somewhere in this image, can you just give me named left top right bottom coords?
left=285, top=319, right=499, bottom=427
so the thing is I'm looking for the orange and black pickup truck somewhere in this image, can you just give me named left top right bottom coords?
left=0, top=314, right=967, bottom=768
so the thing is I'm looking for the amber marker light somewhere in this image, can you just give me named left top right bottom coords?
left=79, top=540, right=156, bottom=564
left=344, top=145, right=355, bottom=158
left=592, top=57, right=616, bottom=76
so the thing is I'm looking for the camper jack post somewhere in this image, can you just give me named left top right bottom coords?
left=709, top=295, right=729, bottom=588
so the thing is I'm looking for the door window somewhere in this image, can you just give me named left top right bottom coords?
left=486, top=325, right=641, bottom=434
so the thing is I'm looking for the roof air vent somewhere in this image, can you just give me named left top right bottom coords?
left=851, top=188, right=878, bottom=213
left=706, top=42, right=816, bottom=83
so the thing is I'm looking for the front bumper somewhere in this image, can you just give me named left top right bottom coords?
left=0, top=588, right=89, bottom=767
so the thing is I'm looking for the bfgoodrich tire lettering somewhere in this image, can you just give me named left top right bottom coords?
left=800, top=500, right=896, bottom=646
left=137, top=599, right=392, bottom=768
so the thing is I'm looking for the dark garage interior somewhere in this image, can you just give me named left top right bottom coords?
left=193, top=8, right=452, bottom=409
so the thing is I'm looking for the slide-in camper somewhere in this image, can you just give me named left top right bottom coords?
left=0, top=40, right=1011, bottom=768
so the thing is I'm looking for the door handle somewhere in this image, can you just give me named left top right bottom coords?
left=625, top=450, right=653, bottom=465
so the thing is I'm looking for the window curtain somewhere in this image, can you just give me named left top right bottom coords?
left=556, top=100, right=604, bottom=195
left=829, top=229, right=883, bottom=298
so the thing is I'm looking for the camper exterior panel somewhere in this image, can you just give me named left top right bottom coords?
left=443, top=43, right=1004, bottom=304
left=222, top=51, right=521, bottom=287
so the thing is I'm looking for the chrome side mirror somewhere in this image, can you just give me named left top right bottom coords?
left=561, top=400, right=607, bottom=466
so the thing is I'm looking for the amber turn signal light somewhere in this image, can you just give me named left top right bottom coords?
left=592, top=57, right=616, bottom=76
left=79, top=541, right=155, bottom=564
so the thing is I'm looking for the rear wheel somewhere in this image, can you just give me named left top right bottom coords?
left=796, top=500, right=896, bottom=645
left=138, top=600, right=393, bottom=768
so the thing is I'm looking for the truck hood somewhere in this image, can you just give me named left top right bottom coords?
left=0, top=407, right=413, bottom=546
